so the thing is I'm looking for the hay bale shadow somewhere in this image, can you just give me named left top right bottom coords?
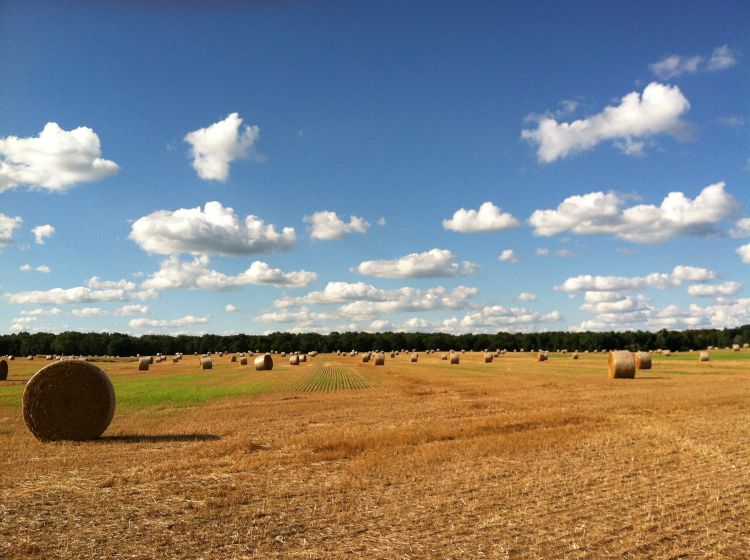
left=98, top=433, right=221, bottom=444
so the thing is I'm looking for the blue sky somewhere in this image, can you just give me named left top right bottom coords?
left=1, top=0, right=748, bottom=336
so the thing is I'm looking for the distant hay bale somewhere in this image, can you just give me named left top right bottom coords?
left=231, top=355, right=237, bottom=363
left=46, top=355, right=53, bottom=360
left=634, top=352, right=651, bottom=370
left=289, top=355, right=300, bottom=365
left=0, top=359, right=7, bottom=381
left=300, top=354, right=307, bottom=363
left=390, top=351, right=396, bottom=358
left=138, top=357, right=150, bottom=371
left=536, top=352, right=547, bottom=362
left=699, top=351, right=710, bottom=362
left=148, top=356, right=154, bottom=364
left=255, top=354, right=273, bottom=371
left=663, top=350, right=671, bottom=357
left=450, top=353, right=459, bottom=365
left=201, top=358, right=213, bottom=370
left=27, top=355, right=34, bottom=360
left=743, top=343, right=749, bottom=349
left=361, top=353, right=370, bottom=363
left=22, top=360, right=115, bottom=441
left=172, top=357, right=179, bottom=364
left=375, top=353, right=385, bottom=366
left=8, top=356, right=15, bottom=361
left=240, top=357, right=248, bottom=365
left=484, top=353, right=493, bottom=363
left=608, top=351, right=635, bottom=379
left=571, top=352, right=579, bottom=360
left=281, top=352, right=286, bottom=357
left=732, top=344, right=740, bottom=352
left=441, top=354, right=448, bottom=360
left=410, top=353, right=418, bottom=363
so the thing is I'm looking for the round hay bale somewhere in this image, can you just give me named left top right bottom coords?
left=255, top=354, right=273, bottom=371
left=138, top=357, right=150, bottom=371
left=240, top=356, right=248, bottom=366
left=8, top=355, right=15, bottom=361
left=231, top=355, right=237, bottom=363
left=410, top=353, right=418, bottom=363
left=374, top=353, right=385, bottom=366
left=663, top=350, right=671, bottom=357
left=484, top=353, right=493, bottom=363
left=450, top=353, right=460, bottom=365
left=571, top=352, right=579, bottom=360
left=148, top=356, right=154, bottom=364
left=289, top=355, right=300, bottom=365
left=0, top=359, right=7, bottom=381
left=22, top=360, right=115, bottom=441
left=536, top=352, right=547, bottom=362
left=743, top=343, right=749, bottom=349
left=608, top=351, right=635, bottom=379
left=390, top=351, right=396, bottom=358
left=300, top=354, right=307, bottom=363
left=201, top=358, right=213, bottom=370
left=27, top=355, right=34, bottom=360
left=732, top=344, right=740, bottom=352
left=172, top=357, right=180, bottom=364
left=361, top=353, right=370, bottom=363
left=699, top=351, right=710, bottom=362
left=634, top=352, right=651, bottom=370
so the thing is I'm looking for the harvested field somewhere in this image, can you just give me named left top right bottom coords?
left=0, top=350, right=748, bottom=559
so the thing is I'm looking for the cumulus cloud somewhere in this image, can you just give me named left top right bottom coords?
left=303, top=211, right=370, bottom=240
left=0, top=213, right=22, bottom=248
left=556, top=265, right=716, bottom=293
left=130, top=201, right=296, bottom=256
left=355, top=248, right=478, bottom=279
left=368, top=319, right=393, bottom=332
left=10, top=316, right=37, bottom=332
left=129, top=315, right=210, bottom=329
left=529, top=182, right=736, bottom=243
left=32, top=224, right=55, bottom=245
left=535, top=247, right=575, bottom=257
left=20, top=307, right=62, bottom=316
left=439, top=306, right=562, bottom=334
left=184, top=113, right=262, bottom=181
left=521, top=82, right=690, bottom=162
left=142, top=256, right=317, bottom=290
left=442, top=202, right=520, bottom=233
left=0, top=123, right=119, bottom=192
left=20, top=264, right=51, bottom=273
left=687, top=281, right=742, bottom=297
left=517, top=292, right=537, bottom=302
left=707, top=45, right=738, bottom=72
left=86, top=277, right=137, bottom=290
left=7, top=287, right=127, bottom=305
left=649, top=45, right=738, bottom=79
left=730, top=218, right=750, bottom=238
left=498, top=249, right=520, bottom=263
left=71, top=307, right=107, bottom=317
left=113, top=304, right=149, bottom=316
left=738, top=244, right=750, bottom=263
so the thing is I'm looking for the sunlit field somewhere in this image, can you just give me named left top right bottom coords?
left=1, top=350, right=748, bottom=559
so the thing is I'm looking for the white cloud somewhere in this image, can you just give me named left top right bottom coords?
left=20, top=264, right=51, bottom=273
left=184, top=113, right=261, bottom=181
left=517, top=292, right=537, bottom=302
left=556, top=265, right=716, bottom=293
left=0, top=213, right=22, bottom=248
left=687, top=281, right=742, bottom=297
left=20, top=307, right=62, bottom=316
left=7, top=286, right=128, bottom=305
left=224, top=304, right=239, bottom=313
left=707, top=45, right=737, bottom=71
left=0, top=123, right=119, bottom=192
left=535, top=247, right=575, bottom=257
left=303, top=211, right=370, bottom=240
left=142, top=256, right=317, bottom=290
left=730, top=218, right=750, bottom=238
left=71, top=307, right=107, bottom=317
left=368, top=319, right=393, bottom=332
left=738, top=244, right=750, bottom=263
left=130, top=201, right=296, bottom=256
left=31, top=224, right=55, bottom=245
left=401, top=317, right=430, bottom=330
left=377, top=217, right=387, bottom=226
left=10, top=316, right=37, bottom=332
left=529, top=182, right=736, bottom=243
left=129, top=315, right=210, bottom=329
left=439, top=306, right=562, bottom=334
left=521, top=82, right=690, bottom=162
left=535, top=247, right=550, bottom=257
left=113, top=304, right=149, bottom=316
left=442, top=202, right=520, bottom=233
left=86, top=276, right=137, bottom=290
left=498, top=249, right=520, bottom=263
left=355, top=248, right=478, bottom=278
left=278, top=281, right=387, bottom=306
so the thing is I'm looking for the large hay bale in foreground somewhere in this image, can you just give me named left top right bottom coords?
left=138, top=357, right=150, bottom=371
left=289, top=355, right=300, bottom=365
left=450, top=353, right=459, bottom=365
left=201, top=358, right=213, bottom=370
left=23, top=360, right=115, bottom=441
left=0, top=359, right=7, bottom=381
left=608, top=351, right=635, bottom=379
left=634, top=352, right=651, bottom=370
left=374, top=353, right=385, bottom=366
left=699, top=351, right=710, bottom=362
left=484, top=353, right=493, bottom=363
left=255, top=354, right=273, bottom=371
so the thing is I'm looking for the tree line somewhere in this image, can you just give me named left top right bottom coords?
left=2, top=326, right=749, bottom=357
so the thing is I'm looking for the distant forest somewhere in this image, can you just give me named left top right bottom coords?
left=2, top=326, right=749, bottom=356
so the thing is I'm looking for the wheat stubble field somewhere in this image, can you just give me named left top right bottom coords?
left=1, top=351, right=748, bottom=559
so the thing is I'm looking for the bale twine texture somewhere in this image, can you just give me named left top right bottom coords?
left=255, top=354, right=273, bottom=371
left=22, top=360, right=115, bottom=441
left=608, top=351, right=636, bottom=379
left=634, top=352, right=652, bottom=370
